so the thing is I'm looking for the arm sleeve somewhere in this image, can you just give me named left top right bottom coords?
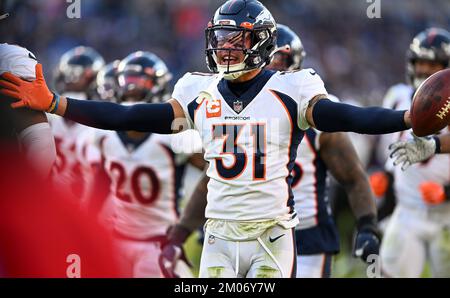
left=313, top=99, right=407, bottom=134
left=64, top=98, right=175, bottom=134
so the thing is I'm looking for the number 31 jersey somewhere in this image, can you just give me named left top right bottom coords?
left=172, top=69, right=328, bottom=222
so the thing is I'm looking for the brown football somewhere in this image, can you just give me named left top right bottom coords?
left=410, top=68, right=450, bottom=136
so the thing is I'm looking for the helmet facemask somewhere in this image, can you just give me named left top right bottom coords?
left=118, top=68, right=160, bottom=103
left=206, top=24, right=275, bottom=80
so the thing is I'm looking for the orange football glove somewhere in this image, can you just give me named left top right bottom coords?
left=419, top=182, right=446, bottom=205
left=0, top=63, right=54, bottom=111
left=369, top=171, right=389, bottom=198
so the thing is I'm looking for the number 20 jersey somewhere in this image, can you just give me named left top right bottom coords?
left=172, top=69, right=328, bottom=222
left=98, top=130, right=201, bottom=239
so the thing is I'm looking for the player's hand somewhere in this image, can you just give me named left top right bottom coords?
left=158, top=224, right=192, bottom=278
left=389, top=133, right=437, bottom=171
left=0, top=63, right=54, bottom=111
left=369, top=171, right=389, bottom=197
left=420, top=181, right=446, bottom=205
left=352, top=215, right=381, bottom=263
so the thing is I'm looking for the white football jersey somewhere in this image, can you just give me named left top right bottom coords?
left=99, top=130, right=202, bottom=239
left=382, top=84, right=450, bottom=209
left=0, top=43, right=57, bottom=177
left=377, top=84, right=414, bottom=165
left=172, top=69, right=328, bottom=221
left=292, top=128, right=332, bottom=228
left=47, top=114, right=91, bottom=198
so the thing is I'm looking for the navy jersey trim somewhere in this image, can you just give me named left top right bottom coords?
left=269, top=90, right=303, bottom=211
left=304, top=130, right=329, bottom=224
left=187, top=97, right=200, bottom=126
left=116, top=131, right=152, bottom=152
left=218, top=70, right=276, bottom=114
left=158, top=143, right=184, bottom=217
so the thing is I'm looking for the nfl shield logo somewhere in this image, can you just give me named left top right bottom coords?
left=233, top=100, right=243, bottom=113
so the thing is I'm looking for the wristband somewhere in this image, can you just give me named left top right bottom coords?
left=433, top=135, right=441, bottom=154
left=47, top=92, right=60, bottom=114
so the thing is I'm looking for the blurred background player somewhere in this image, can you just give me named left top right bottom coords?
left=96, top=59, right=121, bottom=102
left=48, top=46, right=105, bottom=199
left=86, top=51, right=205, bottom=277
left=378, top=28, right=450, bottom=278
left=267, top=24, right=379, bottom=277
left=75, top=60, right=121, bottom=218
left=0, top=43, right=56, bottom=177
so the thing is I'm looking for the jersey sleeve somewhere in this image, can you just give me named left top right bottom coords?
left=297, top=68, right=328, bottom=130
left=18, top=122, right=56, bottom=177
left=171, top=73, right=197, bottom=130
left=0, top=43, right=37, bottom=80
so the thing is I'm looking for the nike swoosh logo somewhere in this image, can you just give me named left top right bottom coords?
left=354, top=240, right=369, bottom=257
left=28, top=53, right=37, bottom=61
left=309, top=71, right=316, bottom=76
left=269, top=234, right=285, bottom=243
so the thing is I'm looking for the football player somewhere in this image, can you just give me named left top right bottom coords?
left=0, top=0, right=412, bottom=278
left=0, top=43, right=56, bottom=177
left=96, top=60, right=120, bottom=102
left=84, top=51, right=204, bottom=277
left=160, top=24, right=380, bottom=278
left=76, top=60, right=121, bottom=215
left=378, top=28, right=450, bottom=277
left=48, top=46, right=105, bottom=199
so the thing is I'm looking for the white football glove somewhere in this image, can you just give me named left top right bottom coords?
left=389, top=133, right=437, bottom=171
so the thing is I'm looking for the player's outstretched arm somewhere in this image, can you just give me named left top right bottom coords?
left=319, top=132, right=380, bottom=262
left=0, top=64, right=187, bottom=134
left=306, top=96, right=411, bottom=134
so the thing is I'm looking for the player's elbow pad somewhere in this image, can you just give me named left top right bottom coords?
left=312, top=99, right=407, bottom=134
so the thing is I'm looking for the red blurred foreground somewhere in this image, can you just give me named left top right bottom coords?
left=0, top=144, right=123, bottom=277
